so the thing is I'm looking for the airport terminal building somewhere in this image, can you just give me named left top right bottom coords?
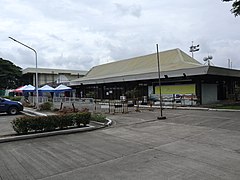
left=70, top=48, right=240, bottom=105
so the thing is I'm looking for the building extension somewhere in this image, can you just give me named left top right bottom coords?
left=22, top=68, right=87, bottom=87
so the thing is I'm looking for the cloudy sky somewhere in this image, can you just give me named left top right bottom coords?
left=0, top=0, right=239, bottom=71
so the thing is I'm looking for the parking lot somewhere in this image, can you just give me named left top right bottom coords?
left=0, top=113, right=23, bottom=136
left=0, top=109, right=240, bottom=179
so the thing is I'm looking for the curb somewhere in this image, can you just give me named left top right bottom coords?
left=105, top=118, right=113, bottom=126
left=23, top=108, right=48, bottom=116
left=208, top=108, right=240, bottom=112
left=91, top=118, right=113, bottom=127
left=0, top=114, right=113, bottom=143
left=138, top=105, right=240, bottom=112
left=0, top=125, right=97, bottom=143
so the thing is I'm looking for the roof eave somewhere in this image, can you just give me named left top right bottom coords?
left=70, top=66, right=210, bottom=86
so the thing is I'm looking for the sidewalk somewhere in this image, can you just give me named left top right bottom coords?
left=139, top=104, right=240, bottom=112
left=23, top=107, right=56, bottom=116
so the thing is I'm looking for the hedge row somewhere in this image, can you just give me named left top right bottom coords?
left=11, top=112, right=91, bottom=134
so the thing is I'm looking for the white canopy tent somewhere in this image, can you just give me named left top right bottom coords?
left=39, top=85, right=55, bottom=92
left=54, top=84, right=72, bottom=92
left=22, top=84, right=35, bottom=92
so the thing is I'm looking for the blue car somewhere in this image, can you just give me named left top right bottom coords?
left=0, top=97, right=23, bottom=115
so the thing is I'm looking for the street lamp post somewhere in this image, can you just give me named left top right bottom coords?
left=9, top=37, right=39, bottom=109
left=156, top=44, right=166, bottom=120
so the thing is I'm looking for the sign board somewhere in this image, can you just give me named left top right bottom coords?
left=155, top=84, right=196, bottom=95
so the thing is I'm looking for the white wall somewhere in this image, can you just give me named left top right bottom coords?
left=201, top=84, right=218, bottom=104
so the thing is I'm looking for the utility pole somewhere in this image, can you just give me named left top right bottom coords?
left=156, top=44, right=166, bottom=120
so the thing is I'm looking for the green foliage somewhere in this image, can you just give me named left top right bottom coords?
left=211, top=102, right=240, bottom=110
left=56, top=114, right=75, bottom=129
left=11, top=116, right=30, bottom=134
left=0, top=58, right=22, bottom=89
left=28, top=116, right=46, bottom=132
left=74, top=112, right=91, bottom=127
left=91, top=113, right=106, bottom=123
left=39, top=102, right=53, bottom=111
left=42, top=115, right=59, bottom=131
left=3, top=96, right=22, bottom=101
left=85, top=91, right=95, bottom=98
left=125, top=87, right=139, bottom=99
left=11, top=112, right=92, bottom=134
left=223, top=0, right=240, bottom=16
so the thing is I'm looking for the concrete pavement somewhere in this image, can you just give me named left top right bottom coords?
left=0, top=109, right=239, bottom=179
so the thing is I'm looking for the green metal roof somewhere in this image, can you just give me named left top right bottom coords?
left=70, top=48, right=240, bottom=86
left=72, top=48, right=202, bottom=83
left=22, top=68, right=87, bottom=75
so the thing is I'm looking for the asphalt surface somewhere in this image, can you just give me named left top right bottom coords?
left=0, top=113, right=23, bottom=136
left=0, top=108, right=50, bottom=137
left=0, top=109, right=240, bottom=179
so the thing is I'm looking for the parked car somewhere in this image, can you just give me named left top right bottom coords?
left=0, top=97, right=23, bottom=115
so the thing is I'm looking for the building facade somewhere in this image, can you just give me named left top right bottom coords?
left=70, top=48, right=240, bottom=105
left=22, top=68, right=87, bottom=87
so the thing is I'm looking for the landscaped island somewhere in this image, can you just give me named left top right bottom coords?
left=11, top=112, right=92, bottom=134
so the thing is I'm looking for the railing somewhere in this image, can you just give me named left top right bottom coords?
left=97, top=100, right=128, bottom=114
left=25, top=95, right=199, bottom=113
left=27, top=96, right=49, bottom=105
left=53, top=97, right=94, bottom=103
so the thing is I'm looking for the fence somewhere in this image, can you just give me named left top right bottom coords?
left=25, top=94, right=199, bottom=114
left=53, top=97, right=95, bottom=112
left=27, top=96, right=49, bottom=105
left=54, top=98, right=129, bottom=114
left=96, top=100, right=128, bottom=114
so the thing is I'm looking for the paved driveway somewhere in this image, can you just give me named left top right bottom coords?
left=0, top=113, right=23, bottom=136
left=0, top=109, right=240, bottom=179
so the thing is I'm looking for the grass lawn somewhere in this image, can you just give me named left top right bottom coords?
left=216, top=105, right=240, bottom=110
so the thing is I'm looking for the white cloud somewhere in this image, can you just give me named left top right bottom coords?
left=0, top=0, right=239, bottom=71
left=114, top=3, right=142, bottom=18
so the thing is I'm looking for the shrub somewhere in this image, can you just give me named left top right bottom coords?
left=59, top=106, right=73, bottom=114
left=59, top=107, right=89, bottom=114
left=3, top=96, right=22, bottom=101
left=39, top=102, right=53, bottom=111
left=28, top=116, right=45, bottom=132
left=91, top=113, right=106, bottom=123
left=45, top=115, right=59, bottom=131
left=74, top=112, right=91, bottom=127
left=56, top=114, right=75, bottom=129
left=11, top=112, right=91, bottom=134
left=11, top=116, right=30, bottom=134
left=79, top=108, right=89, bottom=112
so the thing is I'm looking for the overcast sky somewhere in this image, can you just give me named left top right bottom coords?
left=0, top=0, right=239, bottom=71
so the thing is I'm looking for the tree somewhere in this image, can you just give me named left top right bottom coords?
left=0, top=58, right=22, bottom=89
left=222, top=0, right=240, bottom=16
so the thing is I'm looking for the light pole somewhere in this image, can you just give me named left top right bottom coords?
left=189, top=41, right=200, bottom=58
left=156, top=44, right=166, bottom=120
left=9, top=37, right=39, bottom=109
